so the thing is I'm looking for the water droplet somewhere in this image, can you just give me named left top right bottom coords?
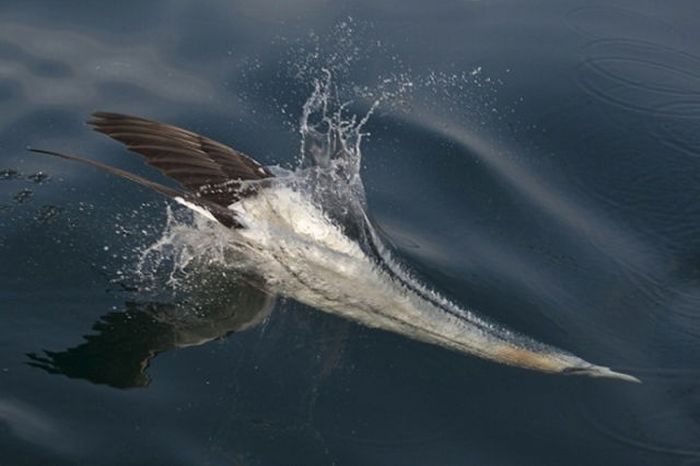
left=33, top=205, right=62, bottom=224
left=27, top=171, right=50, bottom=184
left=0, top=169, right=22, bottom=180
left=12, top=189, right=33, bottom=204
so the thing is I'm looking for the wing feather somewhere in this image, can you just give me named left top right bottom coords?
left=30, top=112, right=277, bottom=229
left=88, top=112, right=273, bottom=207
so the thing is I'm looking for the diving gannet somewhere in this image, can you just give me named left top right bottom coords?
left=31, top=112, right=640, bottom=383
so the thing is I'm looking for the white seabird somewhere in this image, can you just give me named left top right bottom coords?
left=31, top=112, right=640, bottom=383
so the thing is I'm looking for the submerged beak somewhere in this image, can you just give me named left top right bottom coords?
left=564, top=364, right=641, bottom=383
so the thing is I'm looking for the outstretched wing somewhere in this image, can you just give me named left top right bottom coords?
left=29, top=148, right=243, bottom=228
left=88, top=112, right=273, bottom=207
left=30, top=112, right=275, bottom=228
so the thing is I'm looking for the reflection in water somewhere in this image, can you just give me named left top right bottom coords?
left=27, top=280, right=274, bottom=389
left=577, top=39, right=700, bottom=118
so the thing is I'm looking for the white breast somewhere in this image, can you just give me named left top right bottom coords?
left=228, top=186, right=497, bottom=354
left=172, top=184, right=638, bottom=381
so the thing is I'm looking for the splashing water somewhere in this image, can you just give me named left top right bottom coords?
left=129, top=64, right=531, bottom=297
left=119, top=66, right=640, bottom=383
left=134, top=207, right=236, bottom=291
left=299, top=69, right=377, bottom=171
left=134, top=70, right=380, bottom=292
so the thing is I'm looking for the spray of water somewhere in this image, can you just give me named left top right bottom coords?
left=107, top=28, right=639, bottom=382
left=132, top=69, right=381, bottom=294
left=122, top=16, right=534, bottom=309
left=299, top=68, right=378, bottom=171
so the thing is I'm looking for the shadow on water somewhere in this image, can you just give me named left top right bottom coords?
left=26, top=278, right=274, bottom=389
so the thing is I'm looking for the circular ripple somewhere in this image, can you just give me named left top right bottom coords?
left=653, top=114, right=700, bottom=158
left=577, top=39, right=700, bottom=118
left=566, top=5, right=683, bottom=47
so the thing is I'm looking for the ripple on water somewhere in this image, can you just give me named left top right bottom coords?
left=577, top=39, right=700, bottom=118
left=575, top=378, right=700, bottom=463
left=652, top=111, right=700, bottom=159
left=565, top=5, right=684, bottom=47
left=538, top=61, right=700, bottom=243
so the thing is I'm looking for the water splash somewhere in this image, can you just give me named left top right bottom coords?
left=298, top=68, right=377, bottom=172
left=133, top=69, right=381, bottom=292
left=134, top=207, right=246, bottom=292
left=127, top=18, right=496, bottom=298
left=130, top=47, right=499, bottom=294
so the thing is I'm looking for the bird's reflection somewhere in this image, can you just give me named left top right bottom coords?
left=27, top=279, right=275, bottom=389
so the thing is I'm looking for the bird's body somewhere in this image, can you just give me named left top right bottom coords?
left=31, top=112, right=640, bottom=383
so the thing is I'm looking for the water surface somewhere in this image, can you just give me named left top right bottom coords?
left=1, top=1, right=699, bottom=465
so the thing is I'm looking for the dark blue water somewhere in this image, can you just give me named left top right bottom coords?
left=2, top=1, right=700, bottom=464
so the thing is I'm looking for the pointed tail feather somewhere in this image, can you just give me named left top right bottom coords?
left=28, top=148, right=239, bottom=228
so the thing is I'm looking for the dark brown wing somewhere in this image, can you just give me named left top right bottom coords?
left=29, top=148, right=241, bottom=228
left=88, top=112, right=273, bottom=207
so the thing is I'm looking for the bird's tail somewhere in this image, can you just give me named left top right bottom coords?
left=28, top=148, right=239, bottom=227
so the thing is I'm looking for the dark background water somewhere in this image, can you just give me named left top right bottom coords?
left=2, top=1, right=700, bottom=465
